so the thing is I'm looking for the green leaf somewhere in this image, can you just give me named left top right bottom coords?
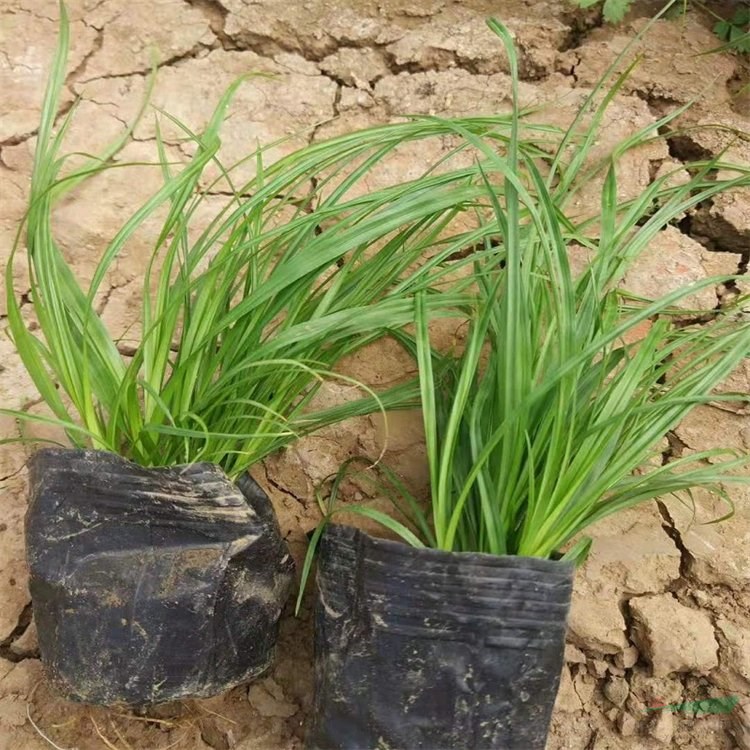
left=714, top=20, right=732, bottom=41
left=603, top=0, right=633, bottom=24
left=560, top=537, right=593, bottom=565
left=295, top=519, right=328, bottom=615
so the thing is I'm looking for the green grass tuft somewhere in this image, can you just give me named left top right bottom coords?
left=297, top=17, right=750, bottom=604
left=3, top=4, right=558, bottom=479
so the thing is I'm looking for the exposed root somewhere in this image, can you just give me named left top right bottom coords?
left=27, top=706, right=73, bottom=750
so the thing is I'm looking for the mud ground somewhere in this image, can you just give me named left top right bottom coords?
left=1, top=1, right=750, bottom=748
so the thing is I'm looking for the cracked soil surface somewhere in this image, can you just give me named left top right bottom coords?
left=1, top=0, right=750, bottom=748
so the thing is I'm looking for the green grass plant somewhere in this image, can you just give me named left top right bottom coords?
left=2, top=5, right=559, bottom=479
left=297, top=18, right=750, bottom=603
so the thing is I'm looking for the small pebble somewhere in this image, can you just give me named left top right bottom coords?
left=618, top=711, right=637, bottom=737
left=603, top=676, right=629, bottom=707
left=564, top=644, right=587, bottom=664
left=615, top=645, right=639, bottom=670
left=649, top=710, right=674, bottom=744
left=589, top=659, right=608, bottom=678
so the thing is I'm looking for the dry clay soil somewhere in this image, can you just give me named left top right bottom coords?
left=2, top=0, right=750, bottom=748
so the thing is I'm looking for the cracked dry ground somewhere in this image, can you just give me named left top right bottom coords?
left=1, top=0, right=750, bottom=748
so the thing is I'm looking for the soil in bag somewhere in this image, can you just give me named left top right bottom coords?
left=26, top=448, right=295, bottom=705
left=308, top=524, right=574, bottom=750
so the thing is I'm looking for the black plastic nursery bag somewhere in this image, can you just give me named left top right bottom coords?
left=308, top=524, right=574, bottom=750
left=26, top=448, right=295, bottom=705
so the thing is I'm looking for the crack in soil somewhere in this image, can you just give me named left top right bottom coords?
left=66, top=27, right=104, bottom=84
left=116, top=343, right=138, bottom=357
left=75, top=95, right=135, bottom=134
left=229, top=25, right=555, bottom=84
left=635, top=90, right=683, bottom=121
left=231, top=29, right=332, bottom=61
left=95, top=278, right=134, bottom=317
left=263, top=462, right=306, bottom=507
left=665, top=133, right=715, bottom=163
left=0, top=146, right=13, bottom=171
left=567, top=52, right=582, bottom=85
left=656, top=432, right=694, bottom=581
left=656, top=499, right=694, bottom=580
left=0, top=458, right=27, bottom=484
left=688, top=209, right=750, bottom=257
left=78, top=41, right=217, bottom=85
left=571, top=668, right=592, bottom=709
left=309, top=84, right=342, bottom=144
left=0, top=6, right=56, bottom=23
left=0, top=602, right=36, bottom=663
left=185, top=0, right=231, bottom=49
left=558, top=7, right=605, bottom=53
left=0, top=98, right=75, bottom=148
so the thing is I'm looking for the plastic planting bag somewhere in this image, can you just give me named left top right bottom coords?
left=308, top=524, right=574, bottom=750
left=26, top=449, right=295, bottom=705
